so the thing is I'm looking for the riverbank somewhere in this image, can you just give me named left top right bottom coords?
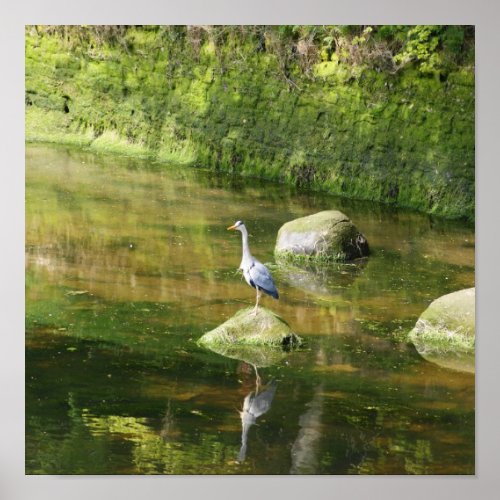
left=25, top=26, right=475, bottom=221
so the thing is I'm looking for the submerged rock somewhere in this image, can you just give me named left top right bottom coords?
left=408, top=288, right=475, bottom=373
left=198, top=307, right=302, bottom=366
left=274, top=210, right=369, bottom=264
left=203, top=343, right=290, bottom=368
left=277, top=260, right=366, bottom=300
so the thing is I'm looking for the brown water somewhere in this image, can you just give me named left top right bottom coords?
left=25, top=144, right=475, bottom=474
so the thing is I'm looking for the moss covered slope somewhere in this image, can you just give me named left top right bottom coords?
left=25, top=26, right=475, bottom=220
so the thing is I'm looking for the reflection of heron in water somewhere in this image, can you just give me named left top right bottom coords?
left=238, top=365, right=277, bottom=462
left=160, top=399, right=177, bottom=442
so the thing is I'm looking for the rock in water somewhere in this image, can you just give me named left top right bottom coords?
left=408, top=288, right=475, bottom=373
left=274, top=210, right=369, bottom=263
left=198, top=307, right=301, bottom=367
left=199, top=307, right=301, bottom=348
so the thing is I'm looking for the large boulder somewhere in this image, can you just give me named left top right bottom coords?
left=274, top=210, right=369, bottom=263
left=408, top=288, right=475, bottom=373
left=198, top=307, right=302, bottom=367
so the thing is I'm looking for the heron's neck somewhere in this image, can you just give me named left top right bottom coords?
left=239, top=226, right=253, bottom=265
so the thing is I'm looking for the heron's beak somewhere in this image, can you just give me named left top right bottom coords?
left=227, top=225, right=237, bottom=230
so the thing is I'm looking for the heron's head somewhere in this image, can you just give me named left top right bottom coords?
left=227, top=220, right=244, bottom=231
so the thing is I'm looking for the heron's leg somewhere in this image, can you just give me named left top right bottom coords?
left=253, top=365, right=262, bottom=394
left=252, top=288, right=261, bottom=315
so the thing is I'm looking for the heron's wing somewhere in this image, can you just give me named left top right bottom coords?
left=248, top=260, right=279, bottom=298
left=247, top=381, right=277, bottom=417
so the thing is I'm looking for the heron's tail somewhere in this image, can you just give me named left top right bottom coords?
left=263, top=287, right=279, bottom=299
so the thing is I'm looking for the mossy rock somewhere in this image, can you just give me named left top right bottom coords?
left=198, top=307, right=302, bottom=366
left=274, top=210, right=369, bottom=264
left=408, top=288, right=475, bottom=373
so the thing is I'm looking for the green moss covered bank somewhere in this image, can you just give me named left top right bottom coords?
left=25, top=26, right=475, bottom=220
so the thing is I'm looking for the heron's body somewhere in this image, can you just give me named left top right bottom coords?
left=228, top=221, right=279, bottom=314
left=241, top=261, right=279, bottom=299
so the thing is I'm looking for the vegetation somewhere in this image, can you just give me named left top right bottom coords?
left=25, top=25, right=474, bottom=220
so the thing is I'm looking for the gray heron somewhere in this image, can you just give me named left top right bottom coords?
left=227, top=220, right=279, bottom=315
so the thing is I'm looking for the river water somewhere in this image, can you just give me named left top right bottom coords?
left=25, top=144, right=475, bottom=474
